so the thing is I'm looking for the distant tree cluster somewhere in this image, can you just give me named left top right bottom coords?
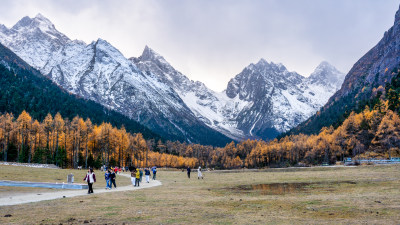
left=0, top=111, right=198, bottom=169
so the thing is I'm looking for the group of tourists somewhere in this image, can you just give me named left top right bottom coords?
left=84, top=165, right=204, bottom=195
left=104, top=169, right=117, bottom=190
left=130, top=166, right=157, bottom=187
left=186, top=166, right=203, bottom=179
left=83, top=165, right=158, bottom=194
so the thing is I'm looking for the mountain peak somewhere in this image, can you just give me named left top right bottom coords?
left=315, top=61, right=335, bottom=70
left=139, top=45, right=171, bottom=68
left=12, top=14, right=54, bottom=30
left=141, top=45, right=162, bottom=60
left=34, top=13, right=51, bottom=21
left=11, top=14, right=70, bottom=43
left=308, top=61, right=345, bottom=88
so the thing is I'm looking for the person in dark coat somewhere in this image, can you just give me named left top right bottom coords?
left=187, top=167, right=191, bottom=179
left=110, top=170, right=117, bottom=189
left=145, top=168, right=150, bottom=183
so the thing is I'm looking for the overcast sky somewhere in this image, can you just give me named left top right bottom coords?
left=0, top=0, right=398, bottom=91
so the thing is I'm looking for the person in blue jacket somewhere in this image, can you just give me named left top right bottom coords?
left=105, top=169, right=111, bottom=190
left=152, top=166, right=157, bottom=180
left=145, top=168, right=151, bottom=183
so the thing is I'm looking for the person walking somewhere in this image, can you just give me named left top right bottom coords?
left=83, top=168, right=96, bottom=194
left=110, top=170, right=117, bottom=189
left=145, top=168, right=150, bottom=183
left=187, top=167, right=191, bottom=179
left=105, top=169, right=111, bottom=190
left=135, top=168, right=140, bottom=187
left=139, top=168, right=143, bottom=183
left=198, top=166, right=203, bottom=179
left=131, top=168, right=136, bottom=186
left=152, top=166, right=157, bottom=180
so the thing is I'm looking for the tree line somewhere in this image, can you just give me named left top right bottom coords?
left=0, top=111, right=198, bottom=169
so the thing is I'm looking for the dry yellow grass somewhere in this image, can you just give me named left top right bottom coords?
left=1, top=165, right=400, bottom=224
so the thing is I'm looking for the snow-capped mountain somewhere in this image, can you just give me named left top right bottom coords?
left=131, top=46, right=250, bottom=140
left=0, top=14, right=232, bottom=146
left=0, top=14, right=345, bottom=142
left=132, top=47, right=345, bottom=140
left=225, top=59, right=344, bottom=139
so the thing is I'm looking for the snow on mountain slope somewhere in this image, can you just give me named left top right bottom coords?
left=0, top=14, right=232, bottom=146
left=131, top=48, right=345, bottom=140
left=0, top=14, right=345, bottom=142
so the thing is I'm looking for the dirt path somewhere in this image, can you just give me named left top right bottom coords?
left=0, top=174, right=162, bottom=206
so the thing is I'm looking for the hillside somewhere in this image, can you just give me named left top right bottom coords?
left=0, top=43, right=160, bottom=140
left=286, top=4, right=400, bottom=136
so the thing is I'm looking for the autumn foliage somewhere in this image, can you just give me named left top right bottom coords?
left=0, top=111, right=198, bottom=168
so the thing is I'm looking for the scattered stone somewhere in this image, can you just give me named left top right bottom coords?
left=4, top=214, right=12, bottom=217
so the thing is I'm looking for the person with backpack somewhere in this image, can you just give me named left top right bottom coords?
left=105, top=169, right=111, bottom=190
left=83, top=168, right=96, bottom=194
left=110, top=170, right=117, bottom=189
left=144, top=168, right=150, bottom=183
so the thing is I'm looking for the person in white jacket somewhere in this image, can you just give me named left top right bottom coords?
left=198, top=166, right=203, bottom=179
left=83, top=168, right=96, bottom=194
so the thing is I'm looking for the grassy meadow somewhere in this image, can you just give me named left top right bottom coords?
left=0, top=165, right=400, bottom=224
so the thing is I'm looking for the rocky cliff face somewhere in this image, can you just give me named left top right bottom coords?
left=225, top=59, right=344, bottom=139
left=0, top=14, right=345, bottom=142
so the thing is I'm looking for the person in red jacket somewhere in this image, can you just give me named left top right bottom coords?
left=83, top=168, right=96, bottom=194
